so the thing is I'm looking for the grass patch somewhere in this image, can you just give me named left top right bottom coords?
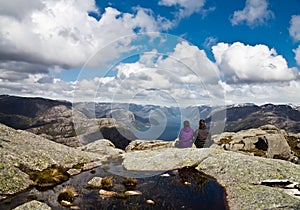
left=72, top=163, right=84, bottom=170
left=113, top=191, right=129, bottom=199
left=28, top=165, right=69, bottom=188
left=57, top=188, right=77, bottom=203
left=101, top=177, right=114, bottom=190
left=122, top=177, right=138, bottom=190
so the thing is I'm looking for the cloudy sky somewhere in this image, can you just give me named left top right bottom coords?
left=0, top=0, right=300, bottom=106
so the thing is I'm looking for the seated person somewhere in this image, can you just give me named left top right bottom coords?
left=175, top=120, right=193, bottom=148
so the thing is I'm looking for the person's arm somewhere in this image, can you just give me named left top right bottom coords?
left=192, top=128, right=198, bottom=143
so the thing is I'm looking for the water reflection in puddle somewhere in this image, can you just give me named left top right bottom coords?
left=0, top=159, right=228, bottom=210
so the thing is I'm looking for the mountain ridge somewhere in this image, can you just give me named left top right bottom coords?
left=0, top=95, right=299, bottom=142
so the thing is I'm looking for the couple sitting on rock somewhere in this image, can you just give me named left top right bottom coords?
left=175, top=119, right=209, bottom=148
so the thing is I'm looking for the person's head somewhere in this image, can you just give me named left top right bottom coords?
left=199, top=119, right=206, bottom=128
left=183, top=120, right=190, bottom=128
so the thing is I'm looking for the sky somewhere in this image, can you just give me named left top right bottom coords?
left=0, top=0, right=300, bottom=106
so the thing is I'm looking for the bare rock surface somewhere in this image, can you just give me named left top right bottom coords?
left=125, top=140, right=174, bottom=152
left=212, top=124, right=298, bottom=162
left=197, top=150, right=300, bottom=210
left=122, top=148, right=214, bottom=171
left=13, top=200, right=52, bottom=210
left=0, top=123, right=102, bottom=195
left=122, top=147, right=300, bottom=209
left=79, top=139, right=124, bottom=156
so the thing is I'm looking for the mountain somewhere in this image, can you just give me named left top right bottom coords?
left=0, top=95, right=299, bottom=145
left=0, top=95, right=71, bottom=129
left=221, top=103, right=300, bottom=133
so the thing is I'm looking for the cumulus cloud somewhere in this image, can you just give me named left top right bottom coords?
left=230, top=0, right=274, bottom=27
left=289, top=15, right=300, bottom=41
left=212, top=42, right=298, bottom=83
left=73, top=41, right=224, bottom=106
left=220, top=80, right=300, bottom=105
left=0, top=0, right=167, bottom=75
left=294, top=46, right=300, bottom=66
left=158, top=0, right=207, bottom=18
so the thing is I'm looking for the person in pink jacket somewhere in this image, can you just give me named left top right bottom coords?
left=176, top=120, right=194, bottom=148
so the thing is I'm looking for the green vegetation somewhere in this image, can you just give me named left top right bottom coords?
left=122, top=177, right=138, bottom=190
left=72, top=163, right=84, bottom=170
left=113, top=191, right=129, bottom=199
left=28, top=165, right=69, bottom=188
left=57, top=188, right=77, bottom=203
left=101, top=177, right=114, bottom=190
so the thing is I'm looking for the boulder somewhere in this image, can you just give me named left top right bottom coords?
left=87, top=177, right=103, bottom=188
left=13, top=200, right=52, bottom=210
left=122, top=148, right=214, bottom=171
left=79, top=139, right=124, bottom=157
left=213, top=124, right=295, bottom=161
left=78, top=125, right=136, bottom=150
left=125, top=140, right=173, bottom=152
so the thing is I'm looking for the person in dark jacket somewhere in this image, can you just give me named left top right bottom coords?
left=193, top=119, right=209, bottom=148
left=176, top=120, right=194, bottom=148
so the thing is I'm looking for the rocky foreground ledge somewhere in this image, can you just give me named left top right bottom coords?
left=122, top=148, right=300, bottom=209
left=0, top=123, right=104, bottom=195
left=1, top=123, right=300, bottom=209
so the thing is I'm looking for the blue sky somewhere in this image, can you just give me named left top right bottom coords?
left=0, top=0, right=300, bottom=106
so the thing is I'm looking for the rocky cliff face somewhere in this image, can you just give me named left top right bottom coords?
left=0, top=95, right=136, bottom=148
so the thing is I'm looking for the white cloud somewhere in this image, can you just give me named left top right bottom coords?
left=212, top=42, right=298, bottom=83
left=220, top=80, right=300, bottom=105
left=294, top=46, right=300, bottom=66
left=72, top=41, right=224, bottom=106
left=230, top=0, right=274, bottom=27
left=0, top=0, right=166, bottom=72
left=289, top=15, right=300, bottom=41
left=203, top=36, right=218, bottom=49
left=158, top=0, right=206, bottom=18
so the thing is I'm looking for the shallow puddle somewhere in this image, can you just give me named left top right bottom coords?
left=0, top=159, right=228, bottom=210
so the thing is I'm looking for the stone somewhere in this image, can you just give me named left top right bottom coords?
left=99, top=189, right=117, bottom=197
left=122, top=148, right=215, bottom=171
left=296, top=143, right=300, bottom=149
left=146, top=199, right=155, bottom=205
left=60, top=200, right=72, bottom=207
left=87, top=177, right=103, bottom=188
left=212, top=125, right=295, bottom=161
left=124, top=190, right=142, bottom=196
left=80, top=139, right=124, bottom=157
left=264, top=134, right=291, bottom=159
left=82, top=160, right=105, bottom=171
left=69, top=206, right=80, bottom=210
left=125, top=140, right=173, bottom=152
left=67, top=168, right=81, bottom=176
left=13, top=200, right=52, bottom=210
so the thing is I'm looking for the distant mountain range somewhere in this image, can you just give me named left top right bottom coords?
left=0, top=95, right=299, bottom=143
